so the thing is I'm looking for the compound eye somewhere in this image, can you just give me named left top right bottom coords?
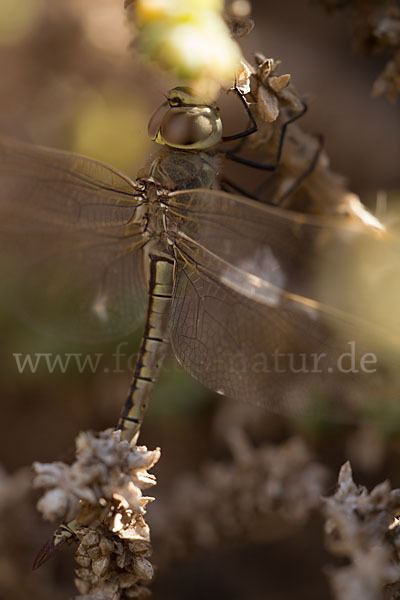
left=148, top=100, right=169, bottom=140
left=167, top=87, right=194, bottom=107
left=160, top=109, right=213, bottom=147
left=168, top=96, right=184, bottom=107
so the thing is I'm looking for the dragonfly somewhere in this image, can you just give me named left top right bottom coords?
left=1, top=86, right=399, bottom=448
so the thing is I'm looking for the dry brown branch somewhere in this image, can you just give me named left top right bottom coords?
left=236, top=54, right=385, bottom=230
left=316, top=0, right=400, bottom=101
left=151, top=434, right=328, bottom=568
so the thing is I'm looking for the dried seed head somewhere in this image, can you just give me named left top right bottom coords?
left=269, top=74, right=291, bottom=93
left=33, top=429, right=157, bottom=598
left=257, top=85, right=280, bottom=123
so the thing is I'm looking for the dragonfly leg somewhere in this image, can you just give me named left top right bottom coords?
left=224, top=101, right=308, bottom=171
left=117, top=254, right=174, bottom=444
left=221, top=86, right=257, bottom=142
left=274, top=133, right=324, bottom=205
left=219, top=176, right=260, bottom=201
left=220, top=133, right=323, bottom=206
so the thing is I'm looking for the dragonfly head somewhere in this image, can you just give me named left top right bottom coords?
left=148, top=87, right=223, bottom=151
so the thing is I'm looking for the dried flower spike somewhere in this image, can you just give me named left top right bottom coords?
left=126, top=0, right=243, bottom=100
left=33, top=429, right=159, bottom=597
left=324, top=462, right=400, bottom=600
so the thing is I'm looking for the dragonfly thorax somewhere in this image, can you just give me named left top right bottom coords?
left=147, top=147, right=220, bottom=190
left=148, top=87, right=223, bottom=151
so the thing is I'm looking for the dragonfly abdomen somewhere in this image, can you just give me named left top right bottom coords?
left=118, top=252, right=174, bottom=444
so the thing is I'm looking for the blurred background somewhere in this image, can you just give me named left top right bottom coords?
left=0, top=1, right=399, bottom=599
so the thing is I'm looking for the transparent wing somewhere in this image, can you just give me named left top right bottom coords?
left=167, top=189, right=400, bottom=413
left=0, top=137, right=148, bottom=341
